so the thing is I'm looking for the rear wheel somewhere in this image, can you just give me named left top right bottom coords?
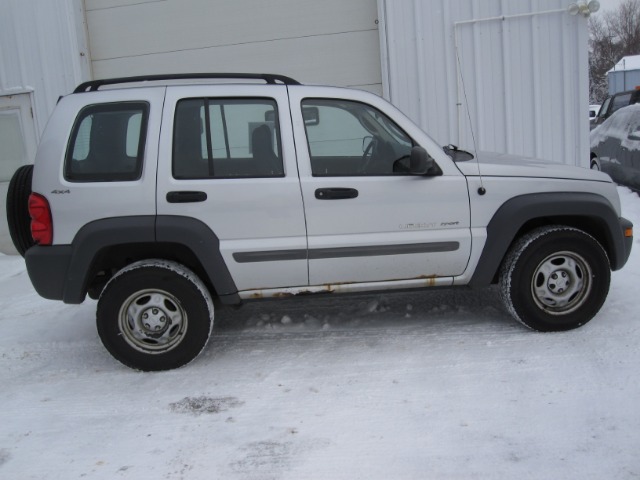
left=500, top=226, right=610, bottom=331
left=97, top=260, right=214, bottom=371
left=6, top=165, right=34, bottom=256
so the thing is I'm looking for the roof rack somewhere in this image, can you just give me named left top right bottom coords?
left=73, top=73, right=301, bottom=93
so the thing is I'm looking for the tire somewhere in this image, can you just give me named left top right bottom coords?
left=499, top=226, right=610, bottom=332
left=97, top=260, right=214, bottom=371
left=6, top=165, right=34, bottom=257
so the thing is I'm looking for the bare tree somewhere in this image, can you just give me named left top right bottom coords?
left=606, top=0, right=640, bottom=52
left=589, top=0, right=640, bottom=103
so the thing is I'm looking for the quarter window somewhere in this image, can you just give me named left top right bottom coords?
left=65, top=102, right=148, bottom=182
left=301, top=99, right=414, bottom=176
left=173, top=98, right=283, bottom=179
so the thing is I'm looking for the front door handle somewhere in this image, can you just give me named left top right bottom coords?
left=166, top=191, right=208, bottom=203
left=315, top=188, right=359, bottom=200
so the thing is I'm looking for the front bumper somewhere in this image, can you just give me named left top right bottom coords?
left=617, top=217, right=633, bottom=271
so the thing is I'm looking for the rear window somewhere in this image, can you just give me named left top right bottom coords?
left=65, top=102, right=149, bottom=182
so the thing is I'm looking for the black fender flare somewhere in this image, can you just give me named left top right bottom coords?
left=26, top=215, right=239, bottom=304
left=468, top=192, right=632, bottom=287
left=155, top=215, right=239, bottom=303
left=64, top=216, right=155, bottom=303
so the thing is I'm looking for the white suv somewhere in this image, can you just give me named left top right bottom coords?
left=7, top=74, right=633, bottom=371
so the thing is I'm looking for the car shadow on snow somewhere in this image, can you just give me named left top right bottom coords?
left=212, top=285, right=516, bottom=335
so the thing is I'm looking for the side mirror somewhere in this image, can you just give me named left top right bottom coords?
left=410, top=146, right=441, bottom=176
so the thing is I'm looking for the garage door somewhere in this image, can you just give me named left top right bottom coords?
left=84, top=0, right=382, bottom=95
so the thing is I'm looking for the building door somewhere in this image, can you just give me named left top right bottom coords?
left=0, top=93, right=38, bottom=254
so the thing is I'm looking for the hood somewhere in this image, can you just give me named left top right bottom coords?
left=454, top=151, right=612, bottom=182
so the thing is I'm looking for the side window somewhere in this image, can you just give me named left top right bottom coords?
left=65, top=102, right=148, bottom=182
left=611, top=93, right=632, bottom=114
left=301, top=99, right=413, bottom=176
left=173, top=98, right=283, bottom=179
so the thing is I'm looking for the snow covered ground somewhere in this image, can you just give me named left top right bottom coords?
left=1, top=187, right=639, bottom=480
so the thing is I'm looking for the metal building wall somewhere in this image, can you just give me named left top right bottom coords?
left=0, top=0, right=91, bottom=137
left=608, top=70, right=640, bottom=95
left=0, top=0, right=90, bottom=254
left=378, top=0, right=590, bottom=167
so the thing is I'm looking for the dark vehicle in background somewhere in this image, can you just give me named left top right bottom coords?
left=592, top=88, right=640, bottom=128
left=590, top=104, right=640, bottom=191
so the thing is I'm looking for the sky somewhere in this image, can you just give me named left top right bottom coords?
left=594, top=0, right=625, bottom=13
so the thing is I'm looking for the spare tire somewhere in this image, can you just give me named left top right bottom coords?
left=6, top=165, right=34, bottom=257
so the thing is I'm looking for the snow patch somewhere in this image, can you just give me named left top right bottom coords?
left=169, top=396, right=244, bottom=415
left=0, top=189, right=639, bottom=479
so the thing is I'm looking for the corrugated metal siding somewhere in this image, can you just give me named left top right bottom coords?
left=84, top=0, right=382, bottom=94
left=0, top=0, right=91, bottom=137
left=608, top=70, right=640, bottom=95
left=379, top=0, right=590, bottom=167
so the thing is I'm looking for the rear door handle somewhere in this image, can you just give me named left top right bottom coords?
left=166, top=191, right=208, bottom=203
left=315, top=188, right=359, bottom=200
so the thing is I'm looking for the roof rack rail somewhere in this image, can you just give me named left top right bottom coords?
left=73, top=73, right=301, bottom=93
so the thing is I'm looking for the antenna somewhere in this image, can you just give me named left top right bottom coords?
left=455, top=43, right=486, bottom=196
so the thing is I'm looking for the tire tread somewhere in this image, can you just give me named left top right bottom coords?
left=499, top=226, right=610, bottom=331
left=6, top=165, right=34, bottom=256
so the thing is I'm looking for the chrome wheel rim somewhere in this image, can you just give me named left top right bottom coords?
left=531, top=251, right=593, bottom=315
left=118, top=289, right=188, bottom=353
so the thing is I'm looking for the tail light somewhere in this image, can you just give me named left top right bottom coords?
left=29, top=193, right=53, bottom=245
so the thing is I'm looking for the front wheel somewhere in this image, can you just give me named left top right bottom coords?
left=97, top=260, right=214, bottom=371
left=499, top=226, right=610, bottom=331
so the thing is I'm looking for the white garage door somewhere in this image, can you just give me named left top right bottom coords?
left=84, top=0, right=382, bottom=95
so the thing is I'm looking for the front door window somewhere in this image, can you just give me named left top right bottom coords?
left=302, top=99, right=413, bottom=176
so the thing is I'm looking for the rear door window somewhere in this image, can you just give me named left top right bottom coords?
left=172, top=98, right=283, bottom=179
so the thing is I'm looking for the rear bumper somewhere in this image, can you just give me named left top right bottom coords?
left=25, top=245, right=74, bottom=302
